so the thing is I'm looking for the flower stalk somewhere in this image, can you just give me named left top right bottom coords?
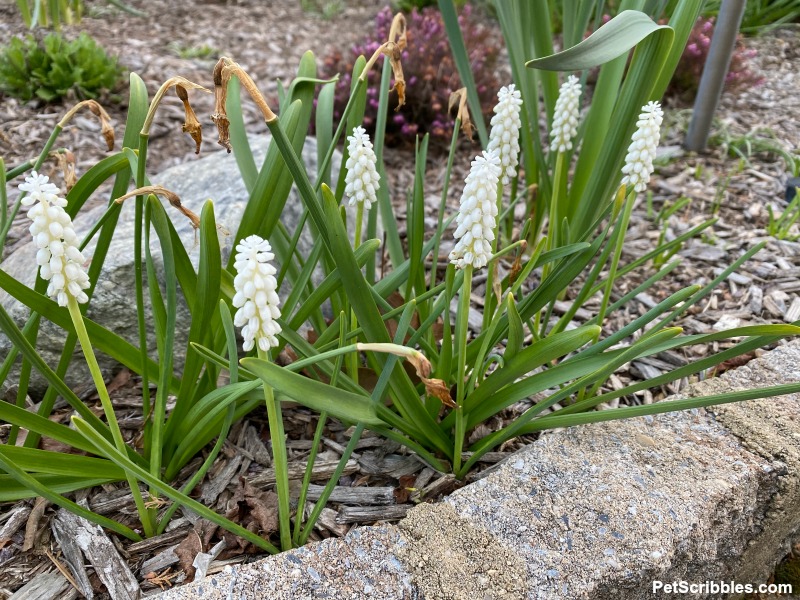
left=232, top=235, right=290, bottom=549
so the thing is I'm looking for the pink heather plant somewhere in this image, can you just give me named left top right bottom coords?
left=670, top=17, right=763, bottom=99
left=321, top=5, right=502, bottom=144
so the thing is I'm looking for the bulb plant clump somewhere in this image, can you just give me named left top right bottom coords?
left=2, top=1, right=800, bottom=573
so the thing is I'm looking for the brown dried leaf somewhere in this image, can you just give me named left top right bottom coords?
left=23, top=497, right=49, bottom=552
left=223, top=478, right=279, bottom=554
left=393, top=474, right=417, bottom=504
left=175, top=520, right=218, bottom=581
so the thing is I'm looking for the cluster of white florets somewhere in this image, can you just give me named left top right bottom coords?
left=344, top=126, right=380, bottom=210
left=232, top=235, right=282, bottom=352
left=449, top=150, right=502, bottom=270
left=19, top=172, right=90, bottom=306
left=621, top=101, right=664, bottom=193
left=549, top=75, right=582, bottom=153
left=487, top=84, right=523, bottom=185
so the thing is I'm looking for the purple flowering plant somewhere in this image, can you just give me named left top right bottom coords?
left=320, top=5, right=502, bottom=144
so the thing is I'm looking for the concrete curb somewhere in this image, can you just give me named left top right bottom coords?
left=157, top=342, right=800, bottom=599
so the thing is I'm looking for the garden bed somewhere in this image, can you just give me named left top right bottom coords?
left=1, top=1, right=799, bottom=598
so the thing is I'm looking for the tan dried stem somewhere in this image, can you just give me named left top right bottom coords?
left=448, top=87, right=475, bottom=141
left=141, top=77, right=210, bottom=143
left=57, top=100, right=115, bottom=151
left=361, top=12, right=407, bottom=111
left=212, top=57, right=277, bottom=152
left=115, top=185, right=201, bottom=230
left=356, top=342, right=455, bottom=407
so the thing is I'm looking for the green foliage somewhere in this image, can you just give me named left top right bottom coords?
left=0, top=33, right=123, bottom=102
left=700, top=0, right=800, bottom=34
left=393, top=0, right=469, bottom=11
left=300, top=0, right=344, bottom=19
left=15, top=0, right=83, bottom=29
left=167, top=41, right=218, bottom=60
left=768, top=188, right=800, bottom=240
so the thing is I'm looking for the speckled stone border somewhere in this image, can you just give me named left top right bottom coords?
left=157, top=342, right=800, bottom=599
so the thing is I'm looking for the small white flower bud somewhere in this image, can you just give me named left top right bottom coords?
left=344, top=126, right=380, bottom=210
left=549, top=75, right=582, bottom=153
left=621, top=101, right=664, bottom=193
left=487, top=84, right=523, bottom=185
left=232, top=235, right=282, bottom=352
left=19, top=172, right=90, bottom=306
left=449, top=150, right=502, bottom=270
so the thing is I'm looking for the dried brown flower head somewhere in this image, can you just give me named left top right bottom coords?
left=141, top=77, right=210, bottom=153
left=58, top=99, right=115, bottom=151
left=176, top=85, right=203, bottom=155
left=448, top=87, right=474, bottom=141
left=211, top=57, right=277, bottom=152
left=362, top=12, right=408, bottom=111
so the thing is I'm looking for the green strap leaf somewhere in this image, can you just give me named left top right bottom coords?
left=0, top=452, right=141, bottom=540
left=527, top=10, right=672, bottom=71
left=0, top=445, right=124, bottom=479
left=242, top=357, right=381, bottom=426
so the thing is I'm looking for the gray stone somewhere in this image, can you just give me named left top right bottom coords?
left=0, top=135, right=341, bottom=397
left=157, top=341, right=800, bottom=600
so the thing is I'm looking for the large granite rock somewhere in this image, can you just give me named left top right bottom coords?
left=0, top=135, right=342, bottom=398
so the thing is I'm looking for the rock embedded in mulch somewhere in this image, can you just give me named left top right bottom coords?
left=0, top=135, right=340, bottom=397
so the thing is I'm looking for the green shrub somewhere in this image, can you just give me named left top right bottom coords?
left=0, top=32, right=123, bottom=102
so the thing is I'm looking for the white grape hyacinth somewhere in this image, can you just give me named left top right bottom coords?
left=549, top=75, right=582, bottom=153
left=19, top=172, right=90, bottom=307
left=487, top=84, right=523, bottom=185
left=621, top=101, right=664, bottom=193
left=344, top=126, right=380, bottom=210
left=232, top=235, right=282, bottom=352
left=449, top=150, right=502, bottom=270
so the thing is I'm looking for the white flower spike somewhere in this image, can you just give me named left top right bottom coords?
left=487, top=84, right=523, bottom=185
left=621, top=101, right=664, bottom=193
left=232, top=235, right=282, bottom=352
left=449, top=150, right=502, bottom=270
left=549, top=75, right=582, bottom=153
left=344, top=126, right=380, bottom=210
left=19, top=172, right=90, bottom=307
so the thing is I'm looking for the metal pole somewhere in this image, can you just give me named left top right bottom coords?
left=684, top=0, right=747, bottom=152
